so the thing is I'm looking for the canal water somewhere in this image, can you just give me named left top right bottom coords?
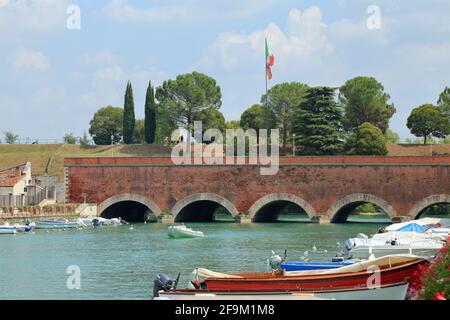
left=0, top=221, right=389, bottom=300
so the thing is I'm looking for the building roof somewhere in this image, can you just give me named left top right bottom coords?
left=0, top=163, right=27, bottom=187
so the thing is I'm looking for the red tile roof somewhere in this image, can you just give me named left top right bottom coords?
left=0, top=164, right=26, bottom=187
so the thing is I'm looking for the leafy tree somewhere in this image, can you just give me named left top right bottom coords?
left=156, top=71, right=222, bottom=135
left=63, top=133, right=77, bottom=144
left=3, top=131, right=19, bottom=144
left=133, top=119, right=145, bottom=144
left=144, top=81, right=157, bottom=144
left=345, top=122, right=388, bottom=155
left=339, top=76, right=396, bottom=133
left=407, top=104, right=450, bottom=144
left=385, top=128, right=400, bottom=144
left=198, top=107, right=226, bottom=132
left=240, top=104, right=265, bottom=134
left=292, top=87, right=344, bottom=155
left=261, top=82, right=308, bottom=150
left=79, top=131, right=91, bottom=146
left=225, top=120, right=241, bottom=130
left=123, top=81, right=135, bottom=144
left=155, top=103, right=178, bottom=145
left=2, top=131, right=17, bottom=144
left=438, top=86, right=450, bottom=117
left=89, top=106, right=123, bottom=145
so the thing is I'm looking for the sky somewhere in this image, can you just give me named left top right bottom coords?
left=1, top=0, right=450, bottom=142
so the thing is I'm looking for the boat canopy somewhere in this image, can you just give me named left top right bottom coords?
left=396, top=223, right=426, bottom=233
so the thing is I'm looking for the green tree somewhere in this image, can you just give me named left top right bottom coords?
left=156, top=71, right=222, bottom=135
left=144, top=81, right=157, bottom=144
left=438, top=87, right=450, bottom=117
left=155, top=104, right=178, bottom=145
left=240, top=104, right=265, bottom=134
left=261, top=82, right=308, bottom=150
left=292, top=87, right=344, bottom=155
left=225, top=120, right=241, bottom=130
left=385, top=128, right=400, bottom=144
left=407, top=104, right=450, bottom=144
left=89, top=106, right=123, bottom=145
left=345, top=122, right=388, bottom=155
left=63, top=133, right=77, bottom=144
left=79, top=131, right=91, bottom=146
left=3, top=131, right=19, bottom=144
left=198, top=107, right=226, bottom=132
left=133, top=119, right=145, bottom=144
left=123, top=81, right=135, bottom=144
left=339, top=76, right=396, bottom=133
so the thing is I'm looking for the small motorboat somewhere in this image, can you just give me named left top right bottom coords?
left=168, top=225, right=204, bottom=239
left=34, top=219, right=82, bottom=229
left=78, top=217, right=126, bottom=227
left=0, top=226, right=17, bottom=235
left=281, top=261, right=355, bottom=271
left=14, top=225, right=33, bottom=232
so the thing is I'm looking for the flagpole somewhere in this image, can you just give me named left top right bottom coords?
left=264, top=38, right=269, bottom=131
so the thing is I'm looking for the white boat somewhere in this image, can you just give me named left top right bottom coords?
left=343, top=236, right=444, bottom=259
left=375, top=219, right=449, bottom=241
left=14, top=225, right=33, bottom=232
left=34, top=219, right=82, bottom=229
left=78, top=217, right=125, bottom=227
left=155, top=282, right=408, bottom=300
left=0, top=226, right=17, bottom=234
left=168, top=225, right=204, bottom=239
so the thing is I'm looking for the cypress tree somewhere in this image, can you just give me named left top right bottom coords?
left=144, top=81, right=157, bottom=143
left=123, top=81, right=135, bottom=144
left=292, top=87, right=344, bottom=155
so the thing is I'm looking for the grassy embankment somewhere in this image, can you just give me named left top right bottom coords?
left=0, top=144, right=171, bottom=181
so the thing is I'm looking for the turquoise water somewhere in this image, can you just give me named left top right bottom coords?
left=0, top=222, right=388, bottom=300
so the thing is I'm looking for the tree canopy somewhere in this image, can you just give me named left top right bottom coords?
left=384, top=128, right=400, bottom=144
left=261, top=82, right=309, bottom=150
left=156, top=71, right=222, bottom=134
left=89, top=106, right=123, bottom=145
left=292, top=86, right=344, bottom=155
left=438, top=87, right=450, bottom=117
left=339, top=76, right=395, bottom=133
left=123, top=81, right=135, bottom=144
left=144, top=81, right=157, bottom=144
left=407, top=104, right=450, bottom=144
left=345, top=122, right=388, bottom=155
left=240, top=104, right=265, bottom=134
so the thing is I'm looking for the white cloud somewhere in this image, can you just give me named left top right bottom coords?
left=13, top=49, right=49, bottom=71
left=197, top=7, right=334, bottom=72
left=78, top=50, right=119, bottom=67
left=0, top=0, right=68, bottom=33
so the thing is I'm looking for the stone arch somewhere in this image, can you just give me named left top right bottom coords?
left=327, top=193, right=396, bottom=223
left=172, top=193, right=239, bottom=221
left=248, top=193, right=316, bottom=222
left=408, top=194, right=450, bottom=219
left=98, top=193, right=162, bottom=217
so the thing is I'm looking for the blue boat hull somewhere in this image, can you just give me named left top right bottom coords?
left=281, top=261, right=354, bottom=271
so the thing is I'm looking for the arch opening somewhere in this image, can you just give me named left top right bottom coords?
left=334, top=202, right=391, bottom=223
left=415, top=203, right=450, bottom=220
left=100, top=200, right=157, bottom=222
left=253, top=201, right=311, bottom=223
left=175, top=201, right=235, bottom=222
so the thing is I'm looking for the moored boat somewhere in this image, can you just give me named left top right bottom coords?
left=201, top=255, right=427, bottom=292
left=154, top=282, right=409, bottom=300
left=281, top=261, right=355, bottom=272
left=34, top=219, right=82, bottom=229
left=168, top=225, right=204, bottom=239
left=0, top=226, right=17, bottom=234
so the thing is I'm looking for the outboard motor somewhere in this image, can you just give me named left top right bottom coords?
left=153, top=273, right=180, bottom=298
left=269, top=254, right=283, bottom=271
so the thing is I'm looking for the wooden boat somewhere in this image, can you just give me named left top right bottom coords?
left=155, top=282, right=409, bottom=300
left=168, top=225, right=204, bottom=239
left=203, top=255, right=427, bottom=292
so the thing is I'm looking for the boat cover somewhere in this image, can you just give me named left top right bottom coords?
left=283, top=254, right=423, bottom=277
left=194, top=268, right=243, bottom=279
left=396, top=223, right=426, bottom=233
left=386, top=218, right=450, bottom=231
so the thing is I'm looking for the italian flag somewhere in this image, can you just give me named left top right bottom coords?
left=265, top=38, right=275, bottom=80
left=193, top=268, right=200, bottom=287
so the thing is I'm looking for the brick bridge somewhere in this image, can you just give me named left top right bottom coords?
left=64, top=156, right=450, bottom=223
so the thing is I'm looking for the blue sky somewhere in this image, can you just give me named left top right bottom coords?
left=1, top=0, right=450, bottom=141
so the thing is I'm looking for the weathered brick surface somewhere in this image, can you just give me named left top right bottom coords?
left=65, top=156, right=450, bottom=219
